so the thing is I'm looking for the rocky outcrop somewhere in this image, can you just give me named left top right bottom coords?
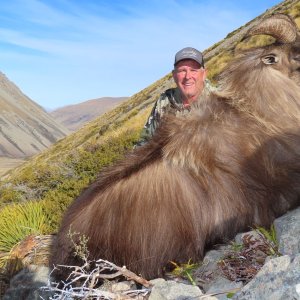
left=2, top=265, right=52, bottom=300
left=233, top=254, right=300, bottom=299
left=231, top=208, right=300, bottom=299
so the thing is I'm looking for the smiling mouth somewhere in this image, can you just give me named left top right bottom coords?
left=183, top=83, right=194, bottom=87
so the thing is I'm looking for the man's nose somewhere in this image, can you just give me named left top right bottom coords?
left=185, top=69, right=192, bottom=79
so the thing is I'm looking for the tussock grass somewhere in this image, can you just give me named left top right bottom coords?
left=0, top=201, right=50, bottom=268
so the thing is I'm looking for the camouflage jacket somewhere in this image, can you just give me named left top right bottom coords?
left=135, top=80, right=215, bottom=146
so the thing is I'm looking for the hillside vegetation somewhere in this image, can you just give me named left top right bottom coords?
left=0, top=0, right=299, bottom=273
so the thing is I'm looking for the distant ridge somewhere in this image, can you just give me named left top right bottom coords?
left=0, top=72, right=69, bottom=158
left=50, top=97, right=128, bottom=131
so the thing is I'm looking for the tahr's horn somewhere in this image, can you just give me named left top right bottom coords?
left=244, top=14, right=297, bottom=43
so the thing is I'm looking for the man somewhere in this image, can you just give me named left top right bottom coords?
left=136, top=47, right=214, bottom=146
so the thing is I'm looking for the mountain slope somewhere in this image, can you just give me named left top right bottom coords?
left=0, top=72, right=69, bottom=158
left=50, top=97, right=128, bottom=131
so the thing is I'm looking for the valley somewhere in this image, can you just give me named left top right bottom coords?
left=0, top=157, right=25, bottom=177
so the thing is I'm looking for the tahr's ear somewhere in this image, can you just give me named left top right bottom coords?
left=261, top=54, right=279, bottom=65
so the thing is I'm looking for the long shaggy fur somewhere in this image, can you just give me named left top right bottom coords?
left=52, top=20, right=300, bottom=279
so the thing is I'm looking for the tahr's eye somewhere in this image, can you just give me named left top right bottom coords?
left=262, top=54, right=279, bottom=65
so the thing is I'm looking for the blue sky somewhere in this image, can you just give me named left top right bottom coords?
left=0, top=0, right=281, bottom=110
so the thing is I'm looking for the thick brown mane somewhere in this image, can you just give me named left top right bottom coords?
left=51, top=14, right=300, bottom=279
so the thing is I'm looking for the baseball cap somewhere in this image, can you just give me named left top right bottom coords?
left=174, top=47, right=204, bottom=67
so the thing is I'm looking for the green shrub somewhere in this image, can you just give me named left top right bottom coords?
left=0, top=201, right=50, bottom=267
left=40, top=177, right=90, bottom=232
left=0, top=187, right=24, bottom=207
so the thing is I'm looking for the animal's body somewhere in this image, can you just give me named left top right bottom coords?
left=52, top=14, right=300, bottom=279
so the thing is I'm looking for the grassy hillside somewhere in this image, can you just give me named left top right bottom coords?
left=0, top=0, right=299, bottom=273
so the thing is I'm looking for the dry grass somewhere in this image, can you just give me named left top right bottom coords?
left=206, top=51, right=233, bottom=82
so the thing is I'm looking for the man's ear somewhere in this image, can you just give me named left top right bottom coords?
left=172, top=69, right=178, bottom=83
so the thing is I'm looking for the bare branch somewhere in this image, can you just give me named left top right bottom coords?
left=41, top=258, right=151, bottom=299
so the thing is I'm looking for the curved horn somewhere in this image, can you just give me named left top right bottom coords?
left=244, top=14, right=297, bottom=43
